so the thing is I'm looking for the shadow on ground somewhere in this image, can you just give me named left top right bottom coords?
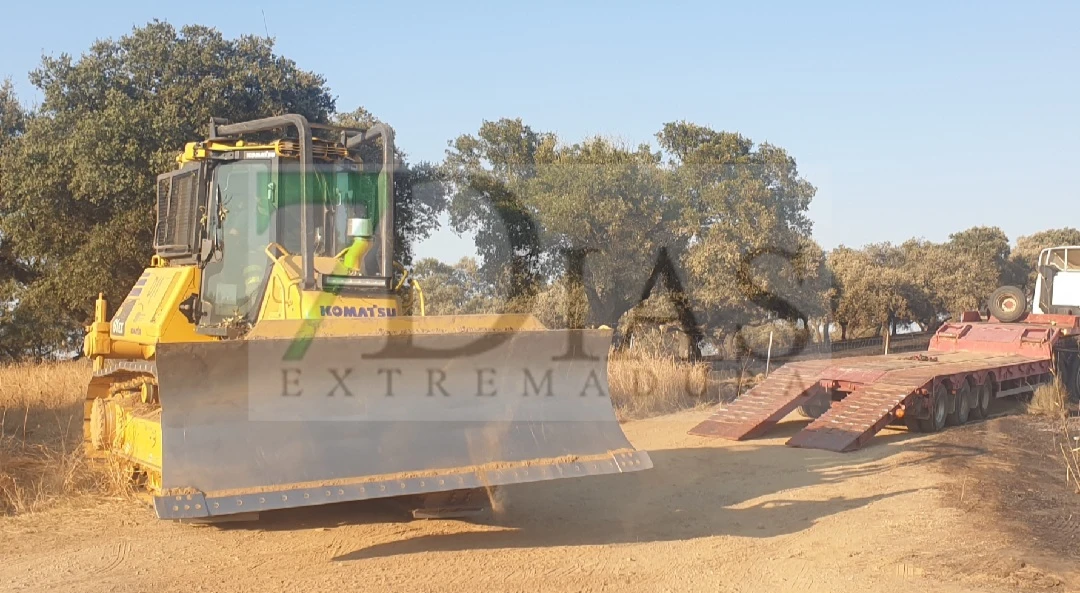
left=240, top=431, right=981, bottom=561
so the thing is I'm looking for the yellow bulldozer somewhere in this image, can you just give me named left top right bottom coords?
left=82, top=115, right=651, bottom=520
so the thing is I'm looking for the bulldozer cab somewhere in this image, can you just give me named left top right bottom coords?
left=152, top=116, right=396, bottom=332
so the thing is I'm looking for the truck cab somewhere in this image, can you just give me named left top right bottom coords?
left=1033, top=246, right=1080, bottom=316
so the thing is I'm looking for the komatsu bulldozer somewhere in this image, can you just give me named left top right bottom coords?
left=82, top=115, right=651, bottom=520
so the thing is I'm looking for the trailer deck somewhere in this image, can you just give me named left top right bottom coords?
left=690, top=316, right=1077, bottom=452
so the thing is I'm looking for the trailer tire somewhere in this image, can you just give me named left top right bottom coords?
left=946, top=381, right=972, bottom=426
left=971, top=381, right=993, bottom=419
left=988, top=286, right=1026, bottom=323
left=796, top=393, right=831, bottom=419
left=918, top=383, right=949, bottom=432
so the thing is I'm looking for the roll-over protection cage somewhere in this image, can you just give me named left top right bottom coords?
left=152, top=114, right=396, bottom=291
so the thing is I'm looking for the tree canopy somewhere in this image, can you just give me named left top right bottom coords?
left=441, top=119, right=821, bottom=348
left=660, top=122, right=825, bottom=333
left=410, top=257, right=498, bottom=316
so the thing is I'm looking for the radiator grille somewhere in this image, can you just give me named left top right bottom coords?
left=154, top=165, right=201, bottom=258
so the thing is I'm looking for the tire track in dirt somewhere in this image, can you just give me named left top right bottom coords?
left=0, top=539, right=132, bottom=592
left=87, top=540, right=131, bottom=576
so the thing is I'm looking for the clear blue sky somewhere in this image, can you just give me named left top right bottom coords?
left=2, top=0, right=1077, bottom=262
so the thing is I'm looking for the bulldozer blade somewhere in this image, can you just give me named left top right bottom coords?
left=152, top=329, right=651, bottom=519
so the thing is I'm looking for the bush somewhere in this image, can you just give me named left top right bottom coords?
left=1028, top=378, right=1067, bottom=418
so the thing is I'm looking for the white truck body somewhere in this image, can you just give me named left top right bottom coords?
left=1033, top=246, right=1080, bottom=314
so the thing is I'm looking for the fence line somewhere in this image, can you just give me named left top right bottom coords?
left=705, top=331, right=933, bottom=369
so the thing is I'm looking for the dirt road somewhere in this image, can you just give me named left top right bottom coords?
left=1, top=410, right=1074, bottom=593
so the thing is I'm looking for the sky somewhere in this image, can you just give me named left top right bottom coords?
left=1, top=0, right=1077, bottom=263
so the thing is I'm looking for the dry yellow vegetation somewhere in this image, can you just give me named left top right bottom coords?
left=0, top=361, right=97, bottom=513
left=606, top=353, right=758, bottom=419
left=1027, top=377, right=1068, bottom=418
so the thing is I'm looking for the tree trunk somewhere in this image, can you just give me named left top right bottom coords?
left=616, top=320, right=633, bottom=351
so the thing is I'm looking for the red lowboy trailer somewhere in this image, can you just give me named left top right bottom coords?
left=689, top=311, right=1079, bottom=453
left=691, top=246, right=1080, bottom=452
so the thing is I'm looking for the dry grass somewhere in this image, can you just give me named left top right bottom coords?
left=1027, top=378, right=1068, bottom=418
left=1058, top=418, right=1080, bottom=495
left=1027, top=375, right=1080, bottom=494
left=607, top=351, right=763, bottom=420
left=0, top=360, right=112, bottom=514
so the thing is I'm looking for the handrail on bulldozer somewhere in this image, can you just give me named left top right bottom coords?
left=345, top=123, right=395, bottom=283
left=203, top=114, right=396, bottom=291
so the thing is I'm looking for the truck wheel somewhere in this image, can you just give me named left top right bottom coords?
left=970, top=382, right=992, bottom=419
left=796, top=393, right=831, bottom=419
left=918, top=383, right=949, bottom=432
left=946, top=381, right=971, bottom=426
left=988, top=286, right=1026, bottom=323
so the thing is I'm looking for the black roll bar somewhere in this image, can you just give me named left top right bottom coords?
left=211, top=114, right=316, bottom=290
left=204, top=115, right=396, bottom=290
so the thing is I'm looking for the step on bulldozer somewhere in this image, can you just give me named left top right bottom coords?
left=83, top=115, right=651, bottom=520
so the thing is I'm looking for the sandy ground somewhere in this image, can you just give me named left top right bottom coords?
left=1, top=407, right=1076, bottom=593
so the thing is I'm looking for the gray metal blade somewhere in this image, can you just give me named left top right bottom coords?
left=153, top=329, right=651, bottom=518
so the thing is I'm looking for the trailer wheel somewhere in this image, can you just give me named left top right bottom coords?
left=988, top=286, right=1026, bottom=323
left=796, top=393, right=831, bottom=419
left=947, top=381, right=972, bottom=426
left=918, top=383, right=949, bottom=432
left=971, top=381, right=993, bottom=419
